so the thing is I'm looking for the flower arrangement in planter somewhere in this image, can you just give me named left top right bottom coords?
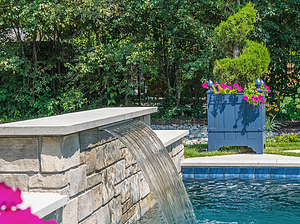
left=0, top=182, right=57, bottom=224
left=203, top=2, right=271, bottom=154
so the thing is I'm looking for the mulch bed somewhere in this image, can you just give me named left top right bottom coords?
left=152, top=118, right=300, bottom=134
left=152, top=118, right=207, bottom=126
left=275, top=120, right=300, bottom=134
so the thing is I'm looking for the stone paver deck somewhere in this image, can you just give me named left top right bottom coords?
left=182, top=154, right=300, bottom=168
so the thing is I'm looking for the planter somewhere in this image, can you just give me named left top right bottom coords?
left=206, top=89, right=266, bottom=154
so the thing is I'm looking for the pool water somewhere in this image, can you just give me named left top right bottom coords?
left=139, top=179, right=300, bottom=223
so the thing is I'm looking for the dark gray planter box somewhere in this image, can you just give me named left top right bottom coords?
left=207, top=92, right=266, bottom=154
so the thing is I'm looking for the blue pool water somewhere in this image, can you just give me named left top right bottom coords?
left=139, top=179, right=300, bottom=223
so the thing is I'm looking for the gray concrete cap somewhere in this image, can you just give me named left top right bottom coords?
left=0, top=107, right=157, bottom=136
left=154, top=130, right=189, bottom=147
left=20, top=193, right=68, bottom=218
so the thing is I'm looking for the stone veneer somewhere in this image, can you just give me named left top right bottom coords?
left=0, top=108, right=186, bottom=224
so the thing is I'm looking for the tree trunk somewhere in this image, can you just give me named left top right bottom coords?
left=125, top=93, right=130, bottom=106
left=32, top=30, right=38, bottom=102
left=175, top=70, right=181, bottom=107
left=233, top=45, right=240, bottom=58
left=96, top=30, right=101, bottom=78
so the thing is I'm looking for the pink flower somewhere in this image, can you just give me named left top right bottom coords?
left=258, top=94, right=263, bottom=100
left=0, top=182, right=22, bottom=209
left=233, top=83, right=239, bottom=88
left=202, top=82, right=207, bottom=88
left=254, top=97, right=258, bottom=102
left=260, top=106, right=263, bottom=109
left=255, top=87, right=257, bottom=91
left=261, top=99, right=265, bottom=103
left=228, top=86, right=232, bottom=90
left=214, top=82, right=218, bottom=87
left=251, top=95, right=255, bottom=101
left=0, top=208, right=57, bottom=224
left=266, top=93, right=268, bottom=96
left=237, top=87, right=243, bottom=92
left=253, top=103, right=255, bottom=106
left=267, top=88, right=270, bottom=93
left=220, top=83, right=227, bottom=90
left=0, top=182, right=58, bottom=224
left=263, top=85, right=268, bottom=89
left=244, top=96, right=248, bottom=101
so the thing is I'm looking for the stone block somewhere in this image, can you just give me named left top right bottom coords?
left=134, top=114, right=150, bottom=126
left=0, top=137, right=38, bottom=172
left=140, top=178, right=150, bottom=199
left=29, top=186, right=69, bottom=195
left=99, top=131, right=116, bottom=145
left=140, top=193, right=156, bottom=217
left=115, top=182, right=122, bottom=197
left=125, top=166, right=133, bottom=178
left=167, top=140, right=182, bottom=157
left=92, top=184, right=103, bottom=211
left=102, top=165, right=115, bottom=205
left=79, top=128, right=99, bottom=150
left=115, top=160, right=125, bottom=185
left=121, top=178, right=131, bottom=204
left=78, top=190, right=93, bottom=221
left=41, top=134, right=80, bottom=172
left=173, top=141, right=184, bottom=156
left=0, top=174, right=29, bottom=191
left=85, top=148, right=96, bottom=175
left=121, top=203, right=140, bottom=224
left=95, top=145, right=105, bottom=171
left=95, top=203, right=110, bottom=224
left=87, top=172, right=102, bottom=189
left=131, top=173, right=141, bottom=205
left=79, top=213, right=97, bottom=224
left=104, top=140, right=122, bottom=167
left=79, top=150, right=86, bottom=165
left=172, top=150, right=184, bottom=173
left=132, top=163, right=140, bottom=174
left=123, top=214, right=139, bottom=224
left=120, top=148, right=136, bottom=168
left=122, top=198, right=131, bottom=214
left=70, top=165, right=87, bottom=197
left=29, top=173, right=69, bottom=189
left=43, top=207, right=63, bottom=223
left=108, top=195, right=122, bottom=224
left=62, top=198, right=78, bottom=224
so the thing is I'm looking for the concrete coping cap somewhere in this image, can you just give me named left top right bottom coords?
left=0, top=107, right=157, bottom=136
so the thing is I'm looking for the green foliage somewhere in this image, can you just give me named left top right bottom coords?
left=214, top=40, right=270, bottom=87
left=0, top=0, right=299, bottom=122
left=185, top=141, right=300, bottom=158
left=274, top=134, right=300, bottom=143
left=213, top=3, right=271, bottom=89
left=250, top=0, right=300, bottom=108
left=265, top=115, right=282, bottom=132
left=213, top=2, right=256, bottom=57
left=280, top=88, right=300, bottom=120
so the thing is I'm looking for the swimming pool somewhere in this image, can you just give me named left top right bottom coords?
left=138, top=178, right=300, bottom=223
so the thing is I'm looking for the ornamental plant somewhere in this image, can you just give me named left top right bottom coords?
left=202, top=80, right=270, bottom=108
left=0, top=182, right=57, bottom=224
left=209, top=2, right=271, bottom=105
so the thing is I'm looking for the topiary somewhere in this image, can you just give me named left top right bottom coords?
left=212, top=2, right=270, bottom=89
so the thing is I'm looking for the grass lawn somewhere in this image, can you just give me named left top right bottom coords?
left=184, top=141, right=300, bottom=158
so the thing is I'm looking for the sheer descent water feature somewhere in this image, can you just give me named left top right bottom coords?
left=105, top=120, right=197, bottom=224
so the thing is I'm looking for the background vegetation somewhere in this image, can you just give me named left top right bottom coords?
left=0, top=0, right=299, bottom=122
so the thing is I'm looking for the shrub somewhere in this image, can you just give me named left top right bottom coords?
left=274, top=134, right=300, bottom=143
left=212, top=2, right=270, bottom=89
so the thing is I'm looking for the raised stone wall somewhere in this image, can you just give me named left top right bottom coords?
left=0, top=124, right=185, bottom=224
